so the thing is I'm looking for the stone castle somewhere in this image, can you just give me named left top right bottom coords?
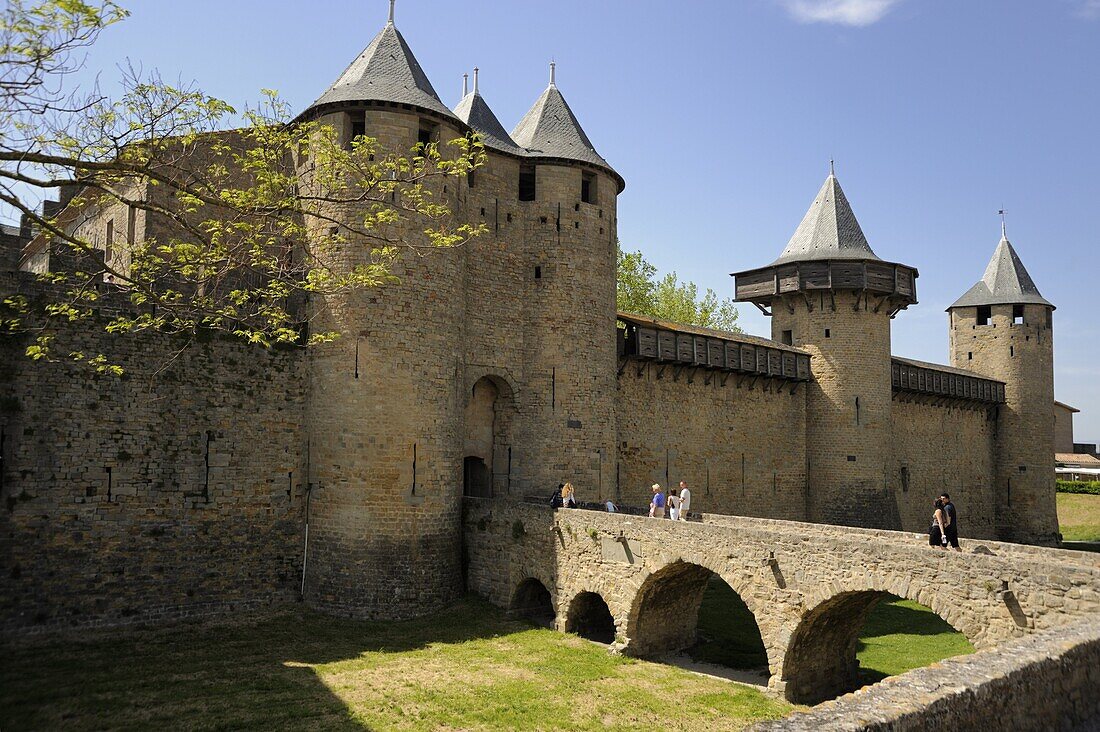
left=0, top=6, right=1061, bottom=633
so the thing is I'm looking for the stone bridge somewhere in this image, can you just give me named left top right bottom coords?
left=463, top=498, right=1100, bottom=704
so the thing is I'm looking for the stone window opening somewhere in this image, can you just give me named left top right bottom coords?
left=518, top=164, right=537, bottom=201
left=977, top=305, right=992, bottom=326
left=1012, top=304, right=1024, bottom=325
left=968, top=352, right=973, bottom=361
left=417, top=119, right=438, bottom=150
left=347, top=111, right=366, bottom=150
left=824, top=328, right=831, bottom=338
left=467, top=170, right=476, bottom=188
left=104, top=219, right=114, bottom=268
left=534, top=266, right=542, bottom=280
left=780, top=330, right=793, bottom=346
left=581, top=171, right=597, bottom=204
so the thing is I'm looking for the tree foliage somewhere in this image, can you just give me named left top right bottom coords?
left=617, top=245, right=740, bottom=333
left=0, top=1, right=485, bottom=373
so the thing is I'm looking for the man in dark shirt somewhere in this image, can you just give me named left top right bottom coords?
left=939, top=493, right=960, bottom=552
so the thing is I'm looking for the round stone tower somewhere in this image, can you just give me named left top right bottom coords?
left=947, top=226, right=1058, bottom=545
left=733, top=173, right=918, bottom=527
left=295, top=9, right=469, bottom=618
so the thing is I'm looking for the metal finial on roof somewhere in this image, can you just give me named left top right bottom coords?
left=829, top=159, right=835, bottom=177
left=999, top=209, right=1007, bottom=240
left=462, top=73, right=468, bottom=97
left=473, top=67, right=479, bottom=94
left=387, top=0, right=395, bottom=25
left=549, top=60, right=556, bottom=87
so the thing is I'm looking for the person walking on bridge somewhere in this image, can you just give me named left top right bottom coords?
left=939, top=493, right=961, bottom=552
left=649, top=484, right=666, bottom=518
left=678, top=481, right=692, bottom=521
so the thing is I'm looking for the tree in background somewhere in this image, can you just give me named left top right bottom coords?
left=617, top=245, right=740, bottom=333
left=0, top=1, right=484, bottom=373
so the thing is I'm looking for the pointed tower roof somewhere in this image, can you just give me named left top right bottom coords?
left=511, top=64, right=623, bottom=188
left=453, top=70, right=526, bottom=157
left=772, top=173, right=880, bottom=265
left=301, top=9, right=457, bottom=122
left=949, top=235, right=1054, bottom=309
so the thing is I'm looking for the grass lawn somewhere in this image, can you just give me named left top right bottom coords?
left=689, top=578, right=973, bottom=689
left=856, top=598, right=974, bottom=684
left=0, top=598, right=791, bottom=731
left=1058, top=492, right=1100, bottom=542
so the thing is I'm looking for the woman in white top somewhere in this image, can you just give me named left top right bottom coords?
left=668, top=493, right=681, bottom=521
left=561, top=482, right=577, bottom=509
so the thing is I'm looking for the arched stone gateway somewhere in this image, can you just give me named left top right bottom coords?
left=566, top=591, right=616, bottom=644
left=510, top=578, right=555, bottom=627
left=463, top=375, right=516, bottom=498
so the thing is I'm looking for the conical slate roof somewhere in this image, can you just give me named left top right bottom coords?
left=949, top=235, right=1053, bottom=309
left=772, top=174, right=880, bottom=265
left=512, top=79, right=617, bottom=177
left=454, top=89, right=526, bottom=156
left=303, top=20, right=457, bottom=121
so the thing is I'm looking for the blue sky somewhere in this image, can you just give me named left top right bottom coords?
left=16, top=0, right=1100, bottom=440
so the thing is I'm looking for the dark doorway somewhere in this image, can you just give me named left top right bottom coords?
left=566, top=592, right=616, bottom=644
left=463, top=456, right=491, bottom=498
left=510, top=578, right=555, bottom=627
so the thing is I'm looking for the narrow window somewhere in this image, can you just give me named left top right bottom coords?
left=417, top=119, right=438, bottom=150
left=824, top=328, right=831, bottom=338
left=126, top=206, right=136, bottom=246
left=581, top=171, right=597, bottom=204
left=1010, top=346, right=1014, bottom=357
left=977, top=305, right=991, bottom=325
left=104, top=219, right=114, bottom=264
left=519, top=164, right=536, bottom=201
left=1012, top=304, right=1024, bottom=325
left=855, top=396, right=861, bottom=425
left=534, top=266, right=542, bottom=279
left=780, top=329, right=793, bottom=345
left=467, top=170, right=476, bottom=188
left=968, top=352, right=973, bottom=360
left=348, top=112, right=366, bottom=149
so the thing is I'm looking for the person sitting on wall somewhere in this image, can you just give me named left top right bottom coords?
left=561, top=482, right=577, bottom=509
left=649, top=484, right=666, bottom=519
left=605, top=499, right=618, bottom=513
left=939, top=493, right=961, bottom=552
left=929, top=498, right=949, bottom=550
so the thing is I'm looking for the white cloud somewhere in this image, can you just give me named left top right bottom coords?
left=779, top=0, right=903, bottom=27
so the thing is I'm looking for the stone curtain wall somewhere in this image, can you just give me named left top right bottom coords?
left=891, top=399, right=998, bottom=538
left=615, top=364, right=808, bottom=518
left=751, top=619, right=1100, bottom=731
left=463, top=498, right=1100, bottom=702
left=0, top=272, right=307, bottom=635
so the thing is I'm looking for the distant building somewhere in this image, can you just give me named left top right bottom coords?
left=1055, top=401, right=1079, bottom=453
left=1056, top=453, right=1100, bottom=480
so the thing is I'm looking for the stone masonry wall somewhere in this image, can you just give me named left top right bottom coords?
left=0, top=272, right=307, bottom=635
left=751, top=619, right=1100, bottom=731
left=615, top=363, right=808, bottom=518
left=891, top=399, right=998, bottom=538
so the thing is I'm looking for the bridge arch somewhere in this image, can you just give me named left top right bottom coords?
left=509, top=577, right=555, bottom=626
left=782, top=578, right=979, bottom=705
left=565, top=590, right=617, bottom=644
left=623, top=559, right=774, bottom=674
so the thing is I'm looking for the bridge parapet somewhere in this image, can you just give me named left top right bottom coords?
left=464, top=498, right=1100, bottom=703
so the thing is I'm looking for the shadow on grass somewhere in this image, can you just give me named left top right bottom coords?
left=855, top=596, right=974, bottom=687
left=688, top=576, right=770, bottom=672
left=0, top=596, right=530, bottom=731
